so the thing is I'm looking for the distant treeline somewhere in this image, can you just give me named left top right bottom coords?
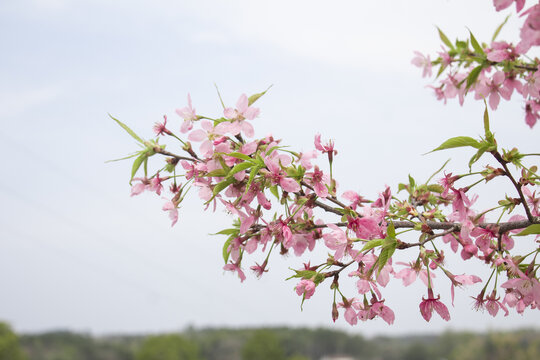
left=1, top=321, right=540, bottom=360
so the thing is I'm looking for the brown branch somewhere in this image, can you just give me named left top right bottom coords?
left=153, top=147, right=199, bottom=162
left=491, top=150, right=534, bottom=222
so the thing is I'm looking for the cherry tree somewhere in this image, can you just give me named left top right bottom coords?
left=112, top=0, right=539, bottom=326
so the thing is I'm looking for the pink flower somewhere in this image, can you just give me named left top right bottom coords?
left=338, top=298, right=358, bottom=326
left=305, top=166, right=330, bottom=198
left=153, top=115, right=172, bottom=136
left=314, top=134, right=337, bottom=163
left=149, top=173, right=164, bottom=195
left=411, top=51, right=432, bottom=78
left=394, top=262, right=431, bottom=287
left=419, top=288, right=451, bottom=322
left=525, top=99, right=540, bottom=128
left=188, top=120, right=219, bottom=158
left=176, top=94, right=197, bottom=133
left=370, top=301, right=395, bottom=325
left=215, top=94, right=260, bottom=138
left=162, top=199, right=179, bottom=226
left=295, top=279, right=316, bottom=299
left=493, top=0, right=525, bottom=12
left=342, top=190, right=367, bottom=210
left=223, top=262, right=246, bottom=282
left=263, top=154, right=300, bottom=193
left=474, top=71, right=513, bottom=110
left=517, top=5, right=540, bottom=53
left=485, top=290, right=509, bottom=317
left=323, top=224, right=348, bottom=261
left=130, top=177, right=149, bottom=196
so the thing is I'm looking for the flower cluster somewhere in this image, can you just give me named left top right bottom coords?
left=413, top=0, right=540, bottom=127
left=113, top=1, right=539, bottom=327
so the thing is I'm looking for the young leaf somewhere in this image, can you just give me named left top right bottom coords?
left=466, top=65, right=483, bottom=90
left=130, top=152, right=146, bottom=183
left=429, top=136, right=481, bottom=153
left=109, top=114, right=144, bottom=144
left=248, top=85, right=273, bottom=106
left=469, top=30, right=485, bottom=56
left=226, top=161, right=253, bottom=180
left=210, top=177, right=235, bottom=200
left=515, top=224, right=540, bottom=236
left=222, top=237, right=232, bottom=263
left=437, top=27, right=454, bottom=50
left=492, top=15, right=510, bottom=42
left=226, top=152, right=255, bottom=162
left=360, top=238, right=384, bottom=252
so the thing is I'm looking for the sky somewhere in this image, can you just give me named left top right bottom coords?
left=1, top=0, right=539, bottom=337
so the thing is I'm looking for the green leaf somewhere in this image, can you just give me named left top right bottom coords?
left=437, top=27, right=454, bottom=50
left=408, top=174, right=416, bottom=190
left=387, top=222, right=396, bottom=239
left=286, top=270, right=317, bottom=280
left=226, top=161, right=253, bottom=180
left=427, top=184, right=444, bottom=193
left=360, top=238, right=384, bottom=252
left=225, top=152, right=255, bottom=162
left=269, top=185, right=279, bottom=199
left=466, top=65, right=483, bottom=90
left=430, top=136, right=481, bottom=153
left=205, top=169, right=228, bottom=178
left=109, top=114, right=144, bottom=144
left=378, top=244, right=396, bottom=273
left=248, top=85, right=273, bottom=106
left=492, top=15, right=510, bottom=42
left=469, top=146, right=488, bottom=168
left=222, top=237, right=232, bottom=263
left=244, top=164, right=263, bottom=196
left=515, top=224, right=540, bottom=236
left=211, top=177, right=235, bottom=198
left=130, top=152, right=146, bottom=183
left=469, top=30, right=485, bottom=56
left=213, top=228, right=239, bottom=236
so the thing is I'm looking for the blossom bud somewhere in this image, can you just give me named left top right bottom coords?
left=332, top=302, right=339, bottom=322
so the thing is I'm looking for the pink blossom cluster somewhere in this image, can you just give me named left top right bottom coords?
left=413, top=0, right=540, bottom=128
left=115, top=81, right=539, bottom=326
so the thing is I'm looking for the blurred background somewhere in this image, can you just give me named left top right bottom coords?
left=1, top=0, right=539, bottom=358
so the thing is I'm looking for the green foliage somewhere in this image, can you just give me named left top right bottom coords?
left=241, top=330, right=286, bottom=360
left=136, top=334, right=201, bottom=360
left=0, top=322, right=26, bottom=360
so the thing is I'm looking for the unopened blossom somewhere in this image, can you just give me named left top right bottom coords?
left=295, top=279, right=316, bottom=299
left=176, top=93, right=197, bottom=133
left=419, top=288, right=451, bottom=322
left=411, top=51, right=432, bottom=78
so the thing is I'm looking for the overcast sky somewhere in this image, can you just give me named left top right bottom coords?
left=1, top=0, right=539, bottom=336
